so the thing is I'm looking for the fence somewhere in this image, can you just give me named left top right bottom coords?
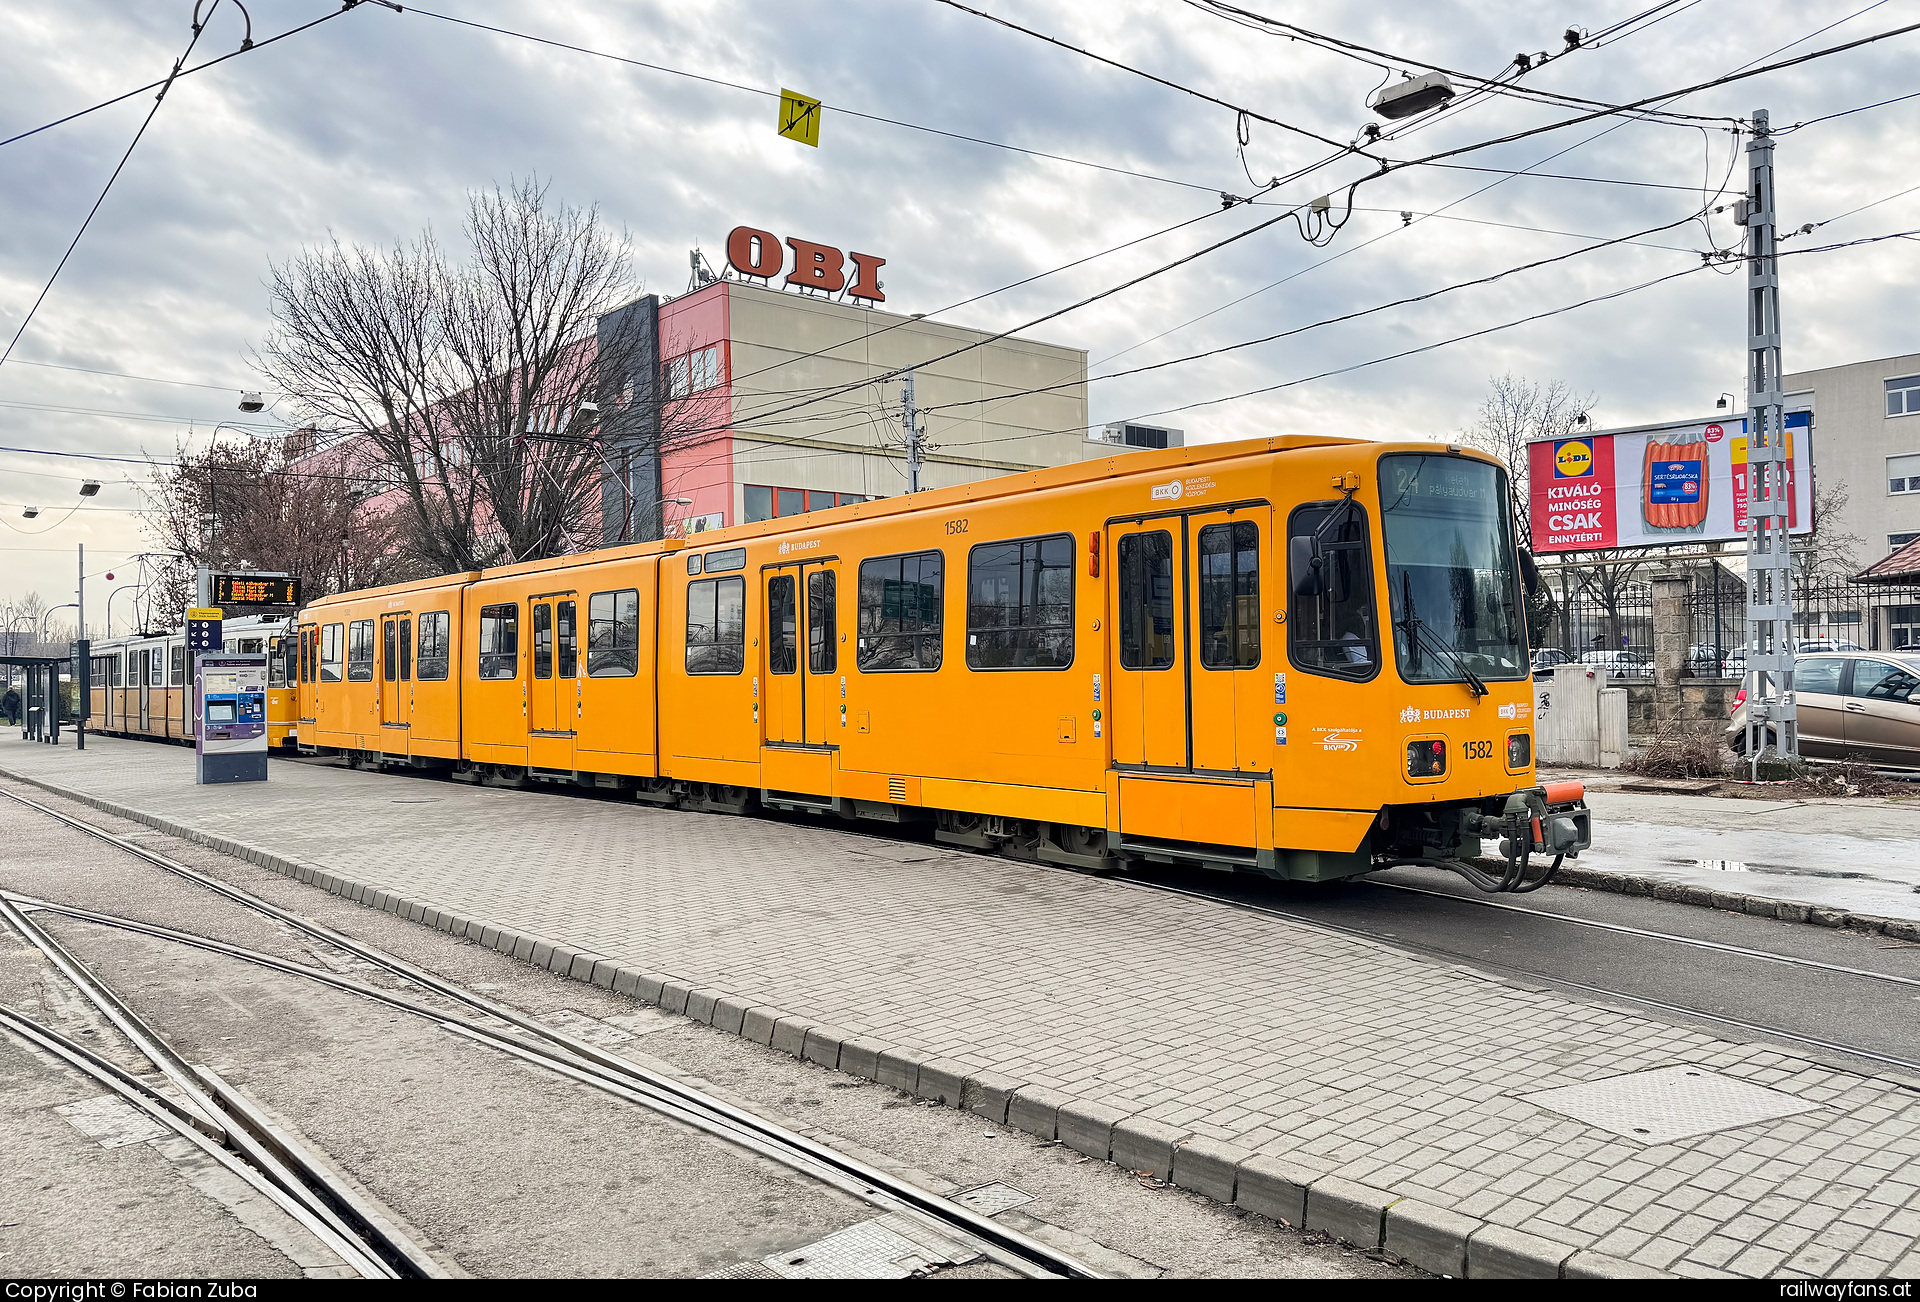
left=1535, top=563, right=1920, bottom=677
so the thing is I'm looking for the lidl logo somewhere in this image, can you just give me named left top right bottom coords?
left=1553, top=439, right=1594, bottom=478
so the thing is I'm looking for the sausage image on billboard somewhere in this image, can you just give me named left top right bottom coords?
left=1641, top=436, right=1709, bottom=532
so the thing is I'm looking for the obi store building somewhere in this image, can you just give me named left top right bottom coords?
left=597, top=227, right=1096, bottom=544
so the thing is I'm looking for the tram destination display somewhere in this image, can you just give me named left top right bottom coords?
left=212, top=573, right=302, bottom=607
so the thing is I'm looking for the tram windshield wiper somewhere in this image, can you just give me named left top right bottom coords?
left=1397, top=572, right=1488, bottom=698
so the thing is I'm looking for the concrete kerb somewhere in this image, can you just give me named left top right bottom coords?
left=1547, top=861, right=1920, bottom=942
left=0, top=765, right=1681, bottom=1279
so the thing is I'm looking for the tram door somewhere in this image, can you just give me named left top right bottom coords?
left=1187, top=508, right=1269, bottom=773
left=379, top=613, right=410, bottom=745
left=137, top=646, right=153, bottom=730
left=1109, top=524, right=1187, bottom=768
left=763, top=562, right=839, bottom=745
left=527, top=594, right=577, bottom=770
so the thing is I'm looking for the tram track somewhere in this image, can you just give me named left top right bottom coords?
left=0, top=785, right=1102, bottom=1280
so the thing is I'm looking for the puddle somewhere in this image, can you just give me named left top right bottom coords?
left=1670, top=857, right=1871, bottom=881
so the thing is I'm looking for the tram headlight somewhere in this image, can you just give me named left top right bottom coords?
left=1507, top=733, right=1532, bottom=770
left=1406, top=738, right=1446, bottom=778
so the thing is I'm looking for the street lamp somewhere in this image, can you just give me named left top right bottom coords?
left=105, top=583, right=143, bottom=638
left=40, top=603, right=77, bottom=645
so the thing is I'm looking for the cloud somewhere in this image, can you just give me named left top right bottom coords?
left=1, top=0, right=1915, bottom=604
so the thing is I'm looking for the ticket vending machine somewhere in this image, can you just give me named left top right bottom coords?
left=195, top=653, right=268, bottom=784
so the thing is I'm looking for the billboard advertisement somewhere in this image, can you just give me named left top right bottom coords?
left=1527, top=413, right=1812, bottom=554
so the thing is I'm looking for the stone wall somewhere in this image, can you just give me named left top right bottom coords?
left=1621, top=677, right=1742, bottom=742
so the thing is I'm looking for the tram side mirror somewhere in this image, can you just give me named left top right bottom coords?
left=1519, top=548, right=1540, bottom=597
left=1289, top=535, right=1322, bottom=598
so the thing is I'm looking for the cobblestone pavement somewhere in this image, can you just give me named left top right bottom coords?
left=5, top=736, right=1919, bottom=1280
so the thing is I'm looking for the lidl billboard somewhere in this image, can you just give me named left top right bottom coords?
left=1526, top=413, right=1812, bottom=553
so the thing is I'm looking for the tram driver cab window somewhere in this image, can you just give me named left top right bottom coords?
left=320, top=624, right=343, bottom=682
left=1287, top=499, right=1378, bottom=679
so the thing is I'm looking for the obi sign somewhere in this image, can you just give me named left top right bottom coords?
left=1527, top=414, right=1812, bottom=553
left=726, top=226, right=885, bottom=302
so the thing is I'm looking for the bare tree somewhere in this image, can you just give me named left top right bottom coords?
left=258, top=177, right=694, bottom=574
left=1792, top=477, right=1864, bottom=582
left=138, top=431, right=404, bottom=628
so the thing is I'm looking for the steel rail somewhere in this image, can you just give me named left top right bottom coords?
left=4, top=891, right=1087, bottom=1279
left=0, top=1003, right=396, bottom=1279
left=0, top=788, right=1101, bottom=1280
left=1101, top=877, right=1920, bottom=1077
left=0, top=891, right=432, bottom=1278
left=1365, top=878, right=1920, bottom=989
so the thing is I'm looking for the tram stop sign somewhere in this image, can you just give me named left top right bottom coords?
left=186, top=606, right=224, bottom=652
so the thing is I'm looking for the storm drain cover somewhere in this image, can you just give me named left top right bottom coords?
left=56, top=1094, right=166, bottom=1148
left=723, top=1214, right=981, bottom=1279
left=1520, top=1065, right=1819, bottom=1144
left=952, top=1182, right=1036, bottom=1216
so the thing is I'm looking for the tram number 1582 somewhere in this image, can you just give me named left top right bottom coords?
left=1463, top=739, right=1495, bottom=761
left=944, top=518, right=969, bottom=535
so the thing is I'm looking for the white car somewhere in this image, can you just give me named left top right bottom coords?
left=1576, top=650, right=1654, bottom=678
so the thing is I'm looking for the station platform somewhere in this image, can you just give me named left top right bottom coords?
left=4, top=735, right=1918, bottom=1280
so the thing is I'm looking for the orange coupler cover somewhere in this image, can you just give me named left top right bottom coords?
left=1641, top=438, right=1709, bottom=530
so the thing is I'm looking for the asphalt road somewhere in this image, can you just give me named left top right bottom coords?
left=0, top=776, right=1413, bottom=1280
left=1134, top=860, right=1920, bottom=1080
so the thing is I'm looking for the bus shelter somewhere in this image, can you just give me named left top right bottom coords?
left=3, top=647, right=87, bottom=748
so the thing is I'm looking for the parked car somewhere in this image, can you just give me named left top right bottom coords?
left=1531, top=648, right=1575, bottom=676
left=1796, top=637, right=1863, bottom=653
left=1576, top=650, right=1654, bottom=678
left=1687, top=643, right=1746, bottom=676
left=1727, top=652, right=1920, bottom=769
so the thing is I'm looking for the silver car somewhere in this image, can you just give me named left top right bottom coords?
left=1728, top=653, right=1920, bottom=769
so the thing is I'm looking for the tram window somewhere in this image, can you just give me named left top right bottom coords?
left=399, top=619, right=413, bottom=682
left=768, top=576, right=798, bottom=675
left=321, top=624, right=343, bottom=682
left=556, top=602, right=576, bottom=678
left=1117, top=531, right=1175, bottom=670
left=347, top=620, right=375, bottom=682
left=111, top=654, right=122, bottom=687
left=477, top=604, right=519, bottom=680
left=1199, top=521, right=1261, bottom=669
left=533, top=604, right=553, bottom=680
left=1287, top=501, right=1378, bottom=681
left=269, top=643, right=288, bottom=688
left=686, top=577, right=746, bottom=674
left=704, top=547, right=746, bottom=574
left=587, top=590, right=639, bottom=677
left=170, top=644, right=186, bottom=686
left=808, top=570, right=836, bottom=674
left=1379, top=454, right=1525, bottom=685
left=416, top=612, right=451, bottom=681
left=857, top=550, right=943, bottom=672
left=383, top=620, right=398, bottom=682
left=967, top=534, right=1073, bottom=670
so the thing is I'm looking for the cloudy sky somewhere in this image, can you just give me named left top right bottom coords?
left=2, top=0, right=1915, bottom=620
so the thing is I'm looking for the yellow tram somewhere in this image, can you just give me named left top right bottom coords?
left=86, top=615, right=301, bottom=749
left=294, top=436, right=1590, bottom=890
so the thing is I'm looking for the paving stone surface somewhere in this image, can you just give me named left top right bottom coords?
left=5, top=736, right=1919, bottom=1280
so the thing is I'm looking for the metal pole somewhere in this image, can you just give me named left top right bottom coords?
left=1742, top=108, right=1797, bottom=775
left=903, top=369, right=920, bottom=493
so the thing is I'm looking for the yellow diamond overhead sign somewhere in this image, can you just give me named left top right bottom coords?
left=777, top=89, right=821, bottom=147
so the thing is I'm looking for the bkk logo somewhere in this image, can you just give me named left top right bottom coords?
left=1150, top=479, right=1184, bottom=502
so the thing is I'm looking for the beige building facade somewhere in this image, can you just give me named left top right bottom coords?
left=1785, top=349, right=1920, bottom=561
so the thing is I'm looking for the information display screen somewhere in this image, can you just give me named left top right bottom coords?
left=212, top=574, right=301, bottom=606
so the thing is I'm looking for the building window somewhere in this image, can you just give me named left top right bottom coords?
left=667, top=345, right=725, bottom=399
left=587, top=590, right=639, bottom=677
left=321, top=624, right=343, bottom=682
left=1887, top=375, right=1920, bottom=417
left=347, top=620, right=375, bottom=681
left=686, top=577, right=746, bottom=674
left=965, top=534, right=1074, bottom=669
left=744, top=485, right=866, bottom=523
left=416, top=612, right=450, bottom=681
left=1892, top=607, right=1920, bottom=650
left=1891, top=532, right=1920, bottom=552
left=1889, top=453, right=1920, bottom=495
left=477, top=604, right=518, bottom=680
left=858, top=551, right=943, bottom=671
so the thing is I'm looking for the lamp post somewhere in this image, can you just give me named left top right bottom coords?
left=105, top=583, right=143, bottom=637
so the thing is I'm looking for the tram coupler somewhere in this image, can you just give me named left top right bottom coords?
left=1494, top=781, right=1591, bottom=862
